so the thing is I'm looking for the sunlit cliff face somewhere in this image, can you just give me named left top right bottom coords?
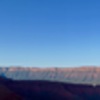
left=0, top=66, right=100, bottom=85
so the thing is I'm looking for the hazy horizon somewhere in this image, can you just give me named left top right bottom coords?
left=0, top=65, right=100, bottom=68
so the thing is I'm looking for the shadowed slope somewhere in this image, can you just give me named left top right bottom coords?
left=0, top=77, right=23, bottom=100
left=1, top=77, right=100, bottom=100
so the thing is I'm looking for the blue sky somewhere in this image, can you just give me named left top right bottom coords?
left=0, top=0, right=100, bottom=67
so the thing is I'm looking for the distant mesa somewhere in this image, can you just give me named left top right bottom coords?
left=0, top=66, right=100, bottom=85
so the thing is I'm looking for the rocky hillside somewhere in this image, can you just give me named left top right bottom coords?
left=0, top=66, right=100, bottom=85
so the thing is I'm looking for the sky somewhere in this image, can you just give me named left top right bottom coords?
left=0, top=0, right=100, bottom=67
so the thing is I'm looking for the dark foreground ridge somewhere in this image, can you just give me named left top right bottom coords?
left=1, top=77, right=100, bottom=100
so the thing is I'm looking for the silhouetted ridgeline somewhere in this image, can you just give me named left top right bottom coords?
left=0, top=77, right=100, bottom=100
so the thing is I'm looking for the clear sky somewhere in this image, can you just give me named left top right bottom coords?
left=0, top=0, right=100, bottom=67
